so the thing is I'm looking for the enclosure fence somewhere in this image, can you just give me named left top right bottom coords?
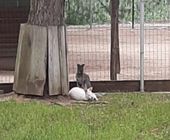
left=66, top=0, right=170, bottom=82
left=0, top=0, right=170, bottom=85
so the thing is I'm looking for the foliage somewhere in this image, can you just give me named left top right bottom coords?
left=0, top=93, right=170, bottom=140
left=65, top=0, right=110, bottom=25
left=144, top=0, right=169, bottom=22
left=65, top=0, right=170, bottom=25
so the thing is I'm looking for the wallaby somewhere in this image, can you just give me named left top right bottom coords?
left=68, top=87, right=98, bottom=101
left=76, top=64, right=92, bottom=90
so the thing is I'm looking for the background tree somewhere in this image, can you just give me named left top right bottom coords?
left=110, top=0, right=120, bottom=80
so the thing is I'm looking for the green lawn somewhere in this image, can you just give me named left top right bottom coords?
left=0, top=93, right=170, bottom=140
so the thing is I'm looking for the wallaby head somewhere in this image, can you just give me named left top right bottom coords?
left=77, top=64, right=85, bottom=75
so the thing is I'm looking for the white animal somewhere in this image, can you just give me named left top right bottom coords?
left=68, top=87, right=98, bottom=101
left=86, top=87, right=98, bottom=101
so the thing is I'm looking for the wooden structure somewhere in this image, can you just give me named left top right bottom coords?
left=0, top=8, right=28, bottom=70
left=13, top=0, right=69, bottom=96
left=13, top=24, right=68, bottom=96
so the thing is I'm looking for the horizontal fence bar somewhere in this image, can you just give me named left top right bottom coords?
left=1, top=80, right=170, bottom=94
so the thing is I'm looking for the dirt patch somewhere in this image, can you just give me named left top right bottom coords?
left=0, top=92, right=107, bottom=106
left=0, top=92, right=73, bottom=106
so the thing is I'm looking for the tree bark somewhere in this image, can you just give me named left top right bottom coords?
left=110, top=0, right=120, bottom=80
left=27, top=0, right=65, bottom=26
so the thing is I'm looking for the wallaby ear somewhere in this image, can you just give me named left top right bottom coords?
left=89, top=87, right=93, bottom=91
left=77, top=64, right=80, bottom=67
left=82, top=64, right=85, bottom=67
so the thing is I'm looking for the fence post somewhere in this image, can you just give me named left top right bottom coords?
left=168, top=1, right=170, bottom=29
left=140, top=0, right=144, bottom=92
left=132, top=0, right=135, bottom=29
left=89, top=0, right=93, bottom=29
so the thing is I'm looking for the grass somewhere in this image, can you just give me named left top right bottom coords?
left=0, top=93, right=170, bottom=140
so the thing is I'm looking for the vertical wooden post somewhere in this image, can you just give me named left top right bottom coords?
left=13, top=24, right=47, bottom=96
left=48, top=26, right=68, bottom=96
left=110, top=0, right=120, bottom=80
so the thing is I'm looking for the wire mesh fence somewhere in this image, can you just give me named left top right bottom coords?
left=144, top=23, right=170, bottom=80
left=67, top=25, right=111, bottom=81
left=67, top=0, right=170, bottom=81
left=0, top=0, right=170, bottom=83
left=143, top=0, right=170, bottom=80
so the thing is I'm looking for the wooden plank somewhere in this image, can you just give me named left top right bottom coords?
left=70, top=80, right=170, bottom=92
left=13, top=24, right=47, bottom=96
left=144, top=80, right=170, bottom=92
left=1, top=80, right=170, bottom=94
left=70, top=81, right=139, bottom=92
left=48, top=26, right=69, bottom=96
left=48, top=26, right=61, bottom=95
left=58, top=26, right=69, bottom=95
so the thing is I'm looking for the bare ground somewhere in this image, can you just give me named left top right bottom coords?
left=0, top=92, right=107, bottom=106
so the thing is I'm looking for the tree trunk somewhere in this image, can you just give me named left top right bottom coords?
left=110, top=0, right=120, bottom=80
left=13, top=0, right=68, bottom=96
left=27, top=0, right=65, bottom=26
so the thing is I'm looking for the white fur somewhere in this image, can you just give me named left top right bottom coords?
left=86, top=88, right=98, bottom=101
left=68, top=87, right=88, bottom=101
left=68, top=87, right=98, bottom=101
